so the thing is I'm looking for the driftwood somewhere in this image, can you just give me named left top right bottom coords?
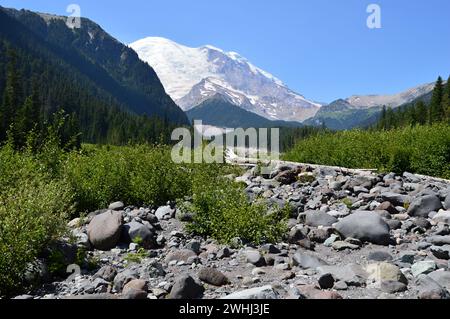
left=224, top=148, right=450, bottom=182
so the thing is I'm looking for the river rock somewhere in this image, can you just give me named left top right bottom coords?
left=198, top=267, right=229, bottom=286
left=87, top=210, right=123, bottom=250
left=168, top=275, right=205, bottom=299
left=121, top=221, right=155, bottom=249
left=304, top=211, right=337, bottom=227
left=408, top=195, right=443, bottom=218
left=334, top=211, right=391, bottom=245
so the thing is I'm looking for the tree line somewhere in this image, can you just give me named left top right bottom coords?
left=376, top=76, right=450, bottom=130
left=0, top=44, right=181, bottom=151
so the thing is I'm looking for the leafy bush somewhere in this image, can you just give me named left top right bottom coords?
left=184, top=166, right=289, bottom=245
left=64, top=144, right=193, bottom=211
left=0, top=146, right=73, bottom=296
left=284, top=124, right=450, bottom=179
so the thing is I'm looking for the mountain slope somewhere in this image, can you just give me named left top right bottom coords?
left=305, top=82, right=437, bottom=130
left=0, top=7, right=186, bottom=145
left=130, top=37, right=320, bottom=122
left=186, top=94, right=303, bottom=129
left=3, top=8, right=188, bottom=125
left=346, top=82, right=436, bottom=109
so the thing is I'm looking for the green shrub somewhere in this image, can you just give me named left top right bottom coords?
left=184, top=168, right=289, bottom=245
left=388, top=148, right=412, bottom=174
left=284, top=124, right=450, bottom=179
left=0, top=147, right=73, bottom=296
left=64, top=144, right=193, bottom=211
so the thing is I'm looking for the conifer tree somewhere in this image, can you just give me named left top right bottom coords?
left=429, top=76, right=444, bottom=123
left=442, top=76, right=450, bottom=121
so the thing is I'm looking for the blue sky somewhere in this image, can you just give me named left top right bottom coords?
left=2, top=0, right=449, bottom=103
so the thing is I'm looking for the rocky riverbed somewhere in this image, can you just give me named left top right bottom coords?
left=14, top=163, right=450, bottom=300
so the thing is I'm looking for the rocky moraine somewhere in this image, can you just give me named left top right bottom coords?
left=15, top=163, right=450, bottom=300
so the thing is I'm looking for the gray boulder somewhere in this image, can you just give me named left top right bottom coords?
left=433, top=211, right=450, bottom=225
left=121, top=221, right=155, bottom=249
left=108, top=201, right=125, bottom=211
left=113, top=269, right=139, bottom=292
left=93, top=265, right=117, bottom=282
left=304, top=211, right=337, bottom=227
left=380, top=192, right=412, bottom=207
left=87, top=210, right=123, bottom=250
left=292, top=252, right=328, bottom=269
left=334, top=211, right=391, bottom=245
left=168, top=275, right=205, bottom=299
left=317, top=264, right=368, bottom=287
left=444, top=193, right=450, bottom=210
left=407, top=195, right=443, bottom=218
left=155, top=206, right=175, bottom=220
left=198, top=268, right=229, bottom=286
left=417, top=274, right=450, bottom=299
left=244, top=250, right=266, bottom=267
left=428, top=271, right=450, bottom=290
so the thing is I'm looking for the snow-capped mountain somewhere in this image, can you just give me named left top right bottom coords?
left=129, top=37, right=321, bottom=122
left=345, top=82, right=436, bottom=109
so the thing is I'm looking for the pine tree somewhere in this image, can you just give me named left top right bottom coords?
left=378, top=105, right=387, bottom=130
left=415, top=101, right=427, bottom=125
left=429, top=76, right=444, bottom=123
left=442, top=76, right=450, bottom=122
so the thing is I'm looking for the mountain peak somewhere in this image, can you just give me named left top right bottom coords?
left=130, top=37, right=319, bottom=122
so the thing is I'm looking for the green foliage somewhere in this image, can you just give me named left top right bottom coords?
left=64, top=144, right=192, bottom=211
left=342, top=198, right=353, bottom=209
left=375, top=76, right=450, bottom=129
left=124, top=248, right=149, bottom=264
left=284, top=124, right=450, bottom=179
left=0, top=146, right=73, bottom=296
left=388, top=147, right=412, bottom=174
left=184, top=169, right=289, bottom=245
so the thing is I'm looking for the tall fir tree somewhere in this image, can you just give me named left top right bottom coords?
left=415, top=101, right=427, bottom=125
left=429, top=76, right=444, bottom=123
left=442, top=76, right=450, bottom=122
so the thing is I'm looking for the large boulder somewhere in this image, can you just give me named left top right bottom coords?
left=407, top=195, right=443, bottom=218
left=87, top=210, right=123, bottom=250
left=155, top=206, right=175, bottom=220
left=121, top=221, right=156, bottom=249
left=444, top=193, right=450, bottom=210
left=417, top=274, right=450, bottom=299
left=379, top=192, right=412, bottom=207
left=168, top=275, right=205, bottom=299
left=428, top=271, right=450, bottom=290
left=334, top=211, right=391, bottom=245
left=113, top=269, right=139, bottom=292
left=304, top=211, right=337, bottom=227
